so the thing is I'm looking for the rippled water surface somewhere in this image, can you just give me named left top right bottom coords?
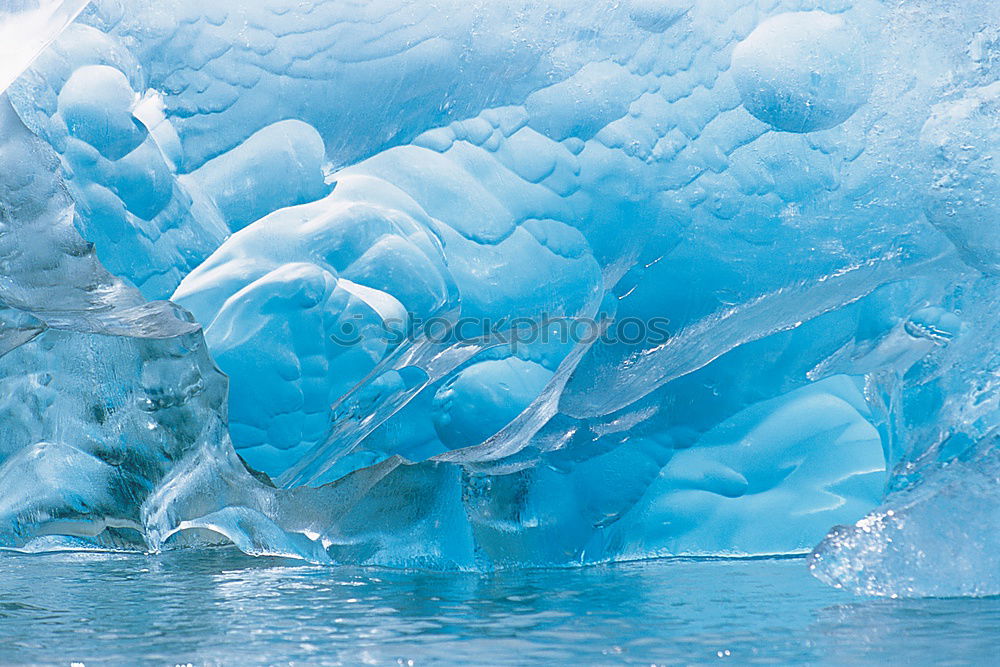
left=0, top=550, right=996, bottom=665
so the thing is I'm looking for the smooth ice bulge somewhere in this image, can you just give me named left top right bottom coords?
left=0, top=0, right=996, bottom=593
left=731, top=11, right=873, bottom=133
left=922, top=82, right=1000, bottom=274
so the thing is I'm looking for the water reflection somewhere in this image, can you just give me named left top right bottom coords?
left=0, top=550, right=996, bottom=664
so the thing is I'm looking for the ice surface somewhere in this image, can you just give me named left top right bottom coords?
left=0, top=0, right=996, bottom=591
left=0, top=94, right=230, bottom=552
left=0, top=0, right=90, bottom=95
left=810, top=279, right=1000, bottom=597
left=731, top=11, right=872, bottom=133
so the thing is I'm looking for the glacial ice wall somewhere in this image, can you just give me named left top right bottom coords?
left=0, top=0, right=996, bottom=594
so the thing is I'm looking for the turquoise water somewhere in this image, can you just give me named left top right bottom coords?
left=0, top=550, right=996, bottom=665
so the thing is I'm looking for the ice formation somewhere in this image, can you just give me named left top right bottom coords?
left=0, top=0, right=90, bottom=95
left=0, top=0, right=996, bottom=595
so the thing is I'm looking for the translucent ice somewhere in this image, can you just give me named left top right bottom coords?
left=731, top=11, right=872, bottom=133
left=811, top=280, right=1000, bottom=597
left=0, top=0, right=996, bottom=591
left=0, top=0, right=90, bottom=94
left=0, top=94, right=233, bottom=552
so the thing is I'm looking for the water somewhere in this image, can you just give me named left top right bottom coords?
left=0, top=550, right=996, bottom=665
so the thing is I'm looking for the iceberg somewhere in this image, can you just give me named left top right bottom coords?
left=0, top=0, right=996, bottom=594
